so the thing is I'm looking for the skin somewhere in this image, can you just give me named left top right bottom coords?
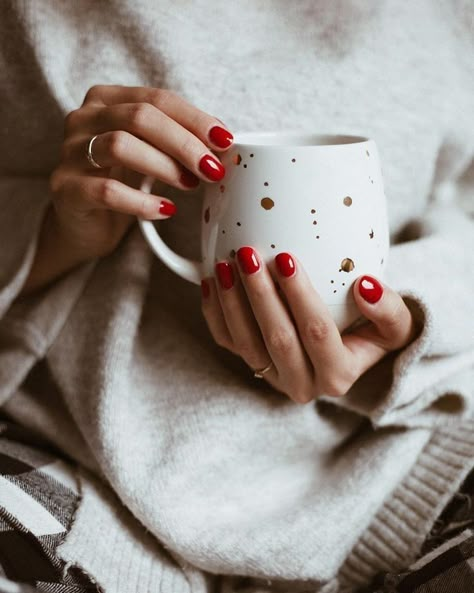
left=201, top=254, right=420, bottom=403
left=21, top=85, right=419, bottom=403
left=20, top=85, right=232, bottom=295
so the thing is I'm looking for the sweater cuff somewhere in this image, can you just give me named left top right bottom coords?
left=320, top=288, right=474, bottom=429
left=319, top=211, right=474, bottom=428
left=57, top=469, right=200, bottom=593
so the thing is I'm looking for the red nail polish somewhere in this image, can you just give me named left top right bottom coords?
left=209, top=126, right=234, bottom=149
left=199, top=155, right=226, bottom=182
left=275, top=252, right=296, bottom=277
left=201, top=279, right=210, bottom=298
left=180, top=168, right=200, bottom=188
left=237, top=247, right=260, bottom=275
left=215, top=262, right=234, bottom=290
left=358, top=275, right=383, bottom=304
left=159, top=200, right=177, bottom=217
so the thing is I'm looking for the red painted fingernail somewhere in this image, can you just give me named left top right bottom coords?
left=201, top=279, right=210, bottom=299
left=358, top=275, right=383, bottom=304
left=209, top=126, right=234, bottom=149
left=237, top=246, right=260, bottom=275
left=159, top=200, right=177, bottom=217
left=215, top=261, right=234, bottom=290
left=199, top=155, right=226, bottom=182
left=180, top=168, right=200, bottom=188
left=275, top=252, right=296, bottom=277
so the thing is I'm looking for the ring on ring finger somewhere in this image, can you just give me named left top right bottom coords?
left=253, top=361, right=274, bottom=379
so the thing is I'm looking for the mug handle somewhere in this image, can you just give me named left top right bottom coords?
left=137, top=175, right=203, bottom=285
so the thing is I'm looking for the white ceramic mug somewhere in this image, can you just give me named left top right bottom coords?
left=139, top=132, right=389, bottom=331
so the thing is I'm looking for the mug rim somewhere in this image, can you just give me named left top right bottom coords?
left=232, top=131, right=371, bottom=147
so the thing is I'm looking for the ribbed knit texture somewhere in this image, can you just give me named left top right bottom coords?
left=58, top=470, right=203, bottom=593
left=0, top=1, right=473, bottom=591
left=338, top=422, right=474, bottom=587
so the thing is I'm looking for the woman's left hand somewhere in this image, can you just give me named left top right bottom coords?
left=201, top=247, right=420, bottom=403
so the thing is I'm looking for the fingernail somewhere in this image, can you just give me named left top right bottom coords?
left=180, top=168, right=200, bottom=188
left=199, top=155, right=226, bottom=182
left=215, top=261, right=234, bottom=290
left=201, top=279, right=210, bottom=299
left=159, top=200, right=177, bottom=217
left=359, top=275, right=383, bottom=304
left=209, top=126, right=234, bottom=149
left=275, top=252, right=296, bottom=278
left=237, top=246, right=260, bottom=275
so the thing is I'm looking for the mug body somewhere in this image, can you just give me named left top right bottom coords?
left=201, top=133, right=389, bottom=331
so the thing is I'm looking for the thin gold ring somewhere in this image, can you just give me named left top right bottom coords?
left=253, top=361, right=274, bottom=379
left=86, top=135, right=102, bottom=169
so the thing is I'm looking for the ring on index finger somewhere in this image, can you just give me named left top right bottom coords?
left=86, top=135, right=103, bottom=169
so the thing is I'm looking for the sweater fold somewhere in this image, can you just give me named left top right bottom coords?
left=1, top=1, right=473, bottom=591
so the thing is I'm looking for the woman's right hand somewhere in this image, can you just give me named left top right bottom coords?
left=49, top=84, right=234, bottom=261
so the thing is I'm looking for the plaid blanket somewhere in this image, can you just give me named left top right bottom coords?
left=359, top=469, right=474, bottom=593
left=0, top=420, right=99, bottom=592
left=0, top=419, right=473, bottom=593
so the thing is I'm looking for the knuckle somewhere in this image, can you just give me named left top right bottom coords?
left=188, top=109, right=209, bottom=131
left=179, top=133, right=201, bottom=159
left=60, top=139, right=75, bottom=162
left=290, top=390, right=314, bottom=404
left=64, top=109, right=81, bottom=134
left=249, top=281, right=269, bottom=303
left=219, top=340, right=233, bottom=351
left=139, top=192, right=153, bottom=219
left=98, top=178, right=120, bottom=208
left=107, top=131, right=130, bottom=159
left=128, top=102, right=153, bottom=130
left=267, top=327, right=294, bottom=355
left=152, top=88, right=174, bottom=109
left=84, top=84, right=103, bottom=103
left=49, top=170, right=64, bottom=194
left=321, top=377, right=352, bottom=398
left=214, top=334, right=232, bottom=351
left=234, top=341, right=258, bottom=365
left=303, top=319, right=331, bottom=344
left=381, top=301, right=406, bottom=334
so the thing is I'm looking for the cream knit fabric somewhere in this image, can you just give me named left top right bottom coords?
left=0, top=1, right=473, bottom=592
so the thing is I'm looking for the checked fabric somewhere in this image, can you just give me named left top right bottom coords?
left=0, top=417, right=474, bottom=593
left=0, top=420, right=99, bottom=593
left=358, top=468, right=474, bottom=593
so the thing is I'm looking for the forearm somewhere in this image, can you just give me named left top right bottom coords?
left=19, top=206, right=93, bottom=297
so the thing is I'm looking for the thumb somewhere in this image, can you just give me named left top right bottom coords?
left=351, top=275, right=418, bottom=350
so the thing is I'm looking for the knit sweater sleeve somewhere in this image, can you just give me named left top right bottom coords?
left=0, top=178, right=95, bottom=406
left=319, top=4, right=474, bottom=428
left=0, top=4, right=97, bottom=407
left=322, top=165, right=474, bottom=429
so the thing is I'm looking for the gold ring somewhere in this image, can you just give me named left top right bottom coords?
left=253, top=361, right=274, bottom=379
left=86, top=135, right=102, bottom=169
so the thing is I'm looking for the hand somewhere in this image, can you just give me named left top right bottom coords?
left=49, top=84, right=234, bottom=261
left=201, top=247, right=420, bottom=403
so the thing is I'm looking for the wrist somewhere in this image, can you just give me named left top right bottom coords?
left=19, top=205, right=96, bottom=297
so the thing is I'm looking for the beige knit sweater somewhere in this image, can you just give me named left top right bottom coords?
left=1, top=1, right=473, bottom=592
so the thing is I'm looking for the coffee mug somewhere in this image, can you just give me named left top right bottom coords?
left=138, top=132, right=389, bottom=331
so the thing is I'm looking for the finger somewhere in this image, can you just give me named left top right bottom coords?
left=91, top=103, right=226, bottom=183
left=56, top=174, right=177, bottom=220
left=213, top=260, right=275, bottom=377
left=235, top=247, right=315, bottom=403
left=343, top=276, right=419, bottom=366
left=272, top=252, right=353, bottom=397
left=68, top=133, right=200, bottom=191
left=200, top=277, right=235, bottom=352
left=82, top=85, right=234, bottom=151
